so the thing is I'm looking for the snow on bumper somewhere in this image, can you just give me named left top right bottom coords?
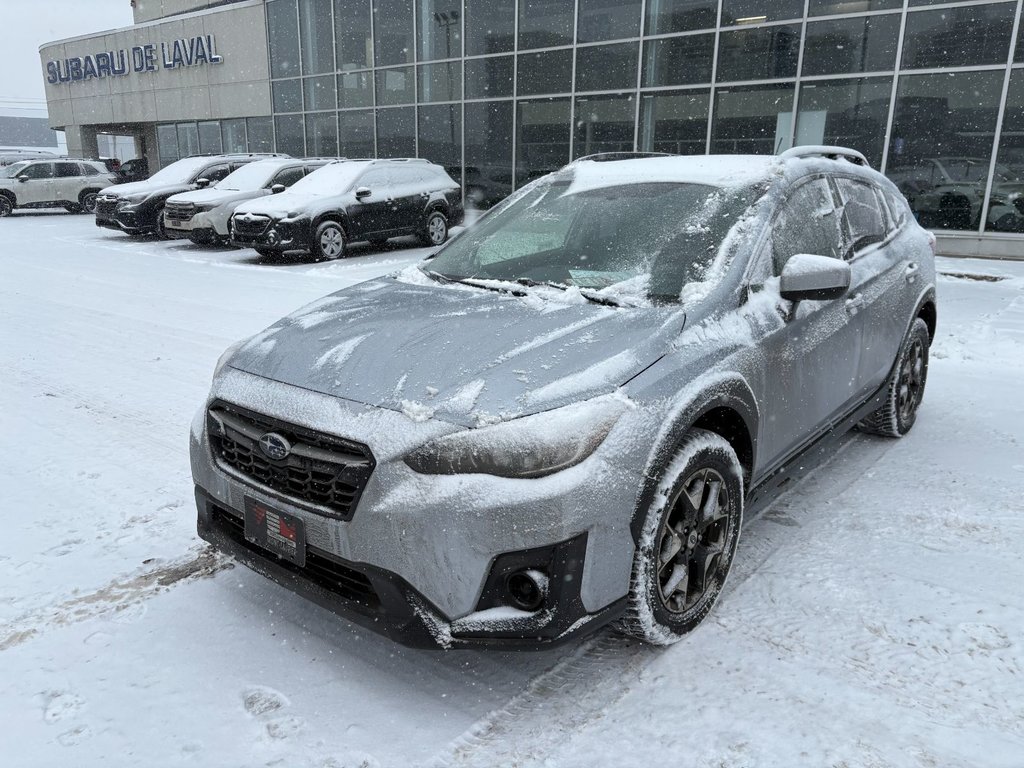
left=189, top=368, right=642, bottom=647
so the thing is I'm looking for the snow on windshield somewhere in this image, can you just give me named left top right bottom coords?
left=1, top=162, right=29, bottom=178
left=215, top=161, right=281, bottom=191
left=147, top=156, right=217, bottom=185
left=288, top=162, right=369, bottom=195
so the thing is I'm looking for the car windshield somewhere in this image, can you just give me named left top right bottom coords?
left=426, top=173, right=760, bottom=303
left=146, top=156, right=217, bottom=185
left=215, top=162, right=279, bottom=191
left=2, top=161, right=30, bottom=178
left=288, top=162, right=367, bottom=195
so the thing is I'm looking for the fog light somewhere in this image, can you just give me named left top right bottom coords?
left=506, top=569, right=548, bottom=611
left=267, top=229, right=280, bottom=245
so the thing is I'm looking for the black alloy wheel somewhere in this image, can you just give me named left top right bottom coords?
left=858, top=317, right=930, bottom=437
left=80, top=191, right=99, bottom=214
left=0, top=196, right=12, bottom=217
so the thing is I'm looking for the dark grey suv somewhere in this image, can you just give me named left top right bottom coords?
left=192, top=147, right=936, bottom=649
left=229, top=158, right=463, bottom=259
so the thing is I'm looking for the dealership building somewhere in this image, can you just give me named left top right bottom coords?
left=40, top=0, right=1024, bottom=256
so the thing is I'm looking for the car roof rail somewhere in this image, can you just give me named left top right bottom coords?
left=369, top=157, right=431, bottom=164
left=572, top=152, right=676, bottom=163
left=779, top=145, right=869, bottom=167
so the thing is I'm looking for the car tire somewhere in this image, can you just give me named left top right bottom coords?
left=420, top=210, right=449, bottom=246
left=858, top=317, right=930, bottom=438
left=79, top=191, right=99, bottom=214
left=314, top=220, right=346, bottom=261
left=618, top=429, right=744, bottom=645
left=0, top=195, right=14, bottom=217
left=154, top=205, right=168, bottom=239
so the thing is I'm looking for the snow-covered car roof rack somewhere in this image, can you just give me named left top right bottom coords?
left=572, top=152, right=675, bottom=163
left=779, top=146, right=869, bottom=167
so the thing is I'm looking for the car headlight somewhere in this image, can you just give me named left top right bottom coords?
left=212, top=339, right=246, bottom=382
left=117, top=197, right=145, bottom=210
left=404, top=395, right=628, bottom=478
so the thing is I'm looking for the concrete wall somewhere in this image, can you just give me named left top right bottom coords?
left=40, top=0, right=270, bottom=131
left=132, top=0, right=250, bottom=24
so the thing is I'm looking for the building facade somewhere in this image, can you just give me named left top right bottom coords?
left=41, top=0, right=1024, bottom=257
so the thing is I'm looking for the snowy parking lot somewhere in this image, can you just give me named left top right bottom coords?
left=2, top=211, right=1024, bottom=767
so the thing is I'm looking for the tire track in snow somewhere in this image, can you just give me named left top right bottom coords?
left=422, top=432, right=895, bottom=768
left=0, top=548, right=232, bottom=651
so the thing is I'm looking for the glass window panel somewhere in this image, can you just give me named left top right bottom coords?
left=573, top=94, right=636, bottom=158
left=376, top=66, right=415, bottom=106
left=518, top=0, right=575, bottom=51
left=638, top=89, right=710, bottom=154
left=418, top=0, right=463, bottom=61
left=275, top=114, right=306, bottom=156
left=465, top=56, right=513, bottom=99
left=305, top=75, right=337, bottom=110
left=198, top=121, right=223, bottom=154
left=1017, top=25, right=1024, bottom=63
left=177, top=123, right=199, bottom=156
left=374, top=0, right=414, bottom=66
left=642, top=34, right=714, bottom=87
left=338, top=71, right=374, bottom=108
left=273, top=79, right=303, bottom=112
left=803, top=16, right=899, bottom=77
left=419, top=61, right=462, bottom=102
left=885, top=71, right=1004, bottom=232
left=273, top=166, right=307, bottom=186
left=157, top=125, right=179, bottom=163
left=576, top=42, right=639, bottom=92
left=335, top=0, right=373, bottom=69
left=268, top=0, right=301, bottom=78
left=577, top=0, right=641, bottom=44
left=808, top=0, right=901, bottom=15
left=795, top=78, right=892, bottom=168
left=518, top=49, right=573, bottom=96
left=711, top=83, right=795, bottom=154
left=377, top=107, right=416, bottom=156
left=222, top=119, right=247, bottom=153
left=721, top=0, right=803, bottom=26
left=465, top=0, right=515, bottom=55
left=985, top=69, right=1024, bottom=232
left=305, top=112, right=339, bottom=156
left=464, top=101, right=513, bottom=207
left=247, top=117, right=274, bottom=152
left=835, top=178, right=887, bottom=251
left=772, top=179, right=844, bottom=271
left=299, top=0, right=334, bottom=74
left=418, top=103, right=462, bottom=176
left=717, top=25, right=800, bottom=82
left=645, top=0, right=718, bottom=36
left=516, top=98, right=571, bottom=186
left=902, top=3, right=1016, bottom=70
left=339, top=110, right=375, bottom=156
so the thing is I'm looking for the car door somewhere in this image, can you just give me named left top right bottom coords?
left=53, top=161, right=83, bottom=202
left=834, top=177, right=916, bottom=395
left=752, top=175, right=863, bottom=471
left=16, top=161, right=55, bottom=204
left=347, top=167, right=393, bottom=238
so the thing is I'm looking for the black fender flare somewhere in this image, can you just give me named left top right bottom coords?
left=629, top=374, right=760, bottom=544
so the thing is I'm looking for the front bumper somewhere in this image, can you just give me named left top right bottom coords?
left=190, top=369, right=643, bottom=649
left=95, top=206, right=154, bottom=234
left=229, top=218, right=311, bottom=252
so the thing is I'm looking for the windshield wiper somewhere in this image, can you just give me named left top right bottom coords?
left=577, top=289, right=628, bottom=308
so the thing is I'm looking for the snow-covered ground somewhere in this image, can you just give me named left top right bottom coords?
left=1, top=211, right=1023, bottom=767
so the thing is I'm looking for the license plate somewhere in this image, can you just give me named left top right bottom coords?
left=169, top=219, right=184, bottom=228
left=244, top=498, right=306, bottom=567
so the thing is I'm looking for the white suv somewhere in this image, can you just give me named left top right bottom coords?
left=0, top=159, right=116, bottom=216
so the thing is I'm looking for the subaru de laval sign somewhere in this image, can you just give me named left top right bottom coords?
left=46, top=35, right=223, bottom=84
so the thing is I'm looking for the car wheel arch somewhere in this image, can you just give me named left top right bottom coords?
left=312, top=212, right=347, bottom=236
left=628, top=377, right=759, bottom=544
left=916, top=293, right=937, bottom=345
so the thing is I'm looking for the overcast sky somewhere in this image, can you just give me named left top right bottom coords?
left=2, top=1, right=134, bottom=104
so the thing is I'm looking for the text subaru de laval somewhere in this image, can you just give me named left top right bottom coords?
left=190, top=148, right=936, bottom=649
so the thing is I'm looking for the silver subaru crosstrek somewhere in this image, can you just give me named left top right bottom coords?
left=190, top=147, right=936, bottom=649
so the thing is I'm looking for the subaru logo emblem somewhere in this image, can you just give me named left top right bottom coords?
left=258, top=432, right=291, bottom=461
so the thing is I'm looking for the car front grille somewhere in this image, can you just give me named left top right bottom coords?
left=210, top=504, right=380, bottom=608
left=165, top=201, right=196, bottom=221
left=95, top=197, right=118, bottom=217
left=232, top=214, right=271, bottom=236
left=207, top=402, right=375, bottom=520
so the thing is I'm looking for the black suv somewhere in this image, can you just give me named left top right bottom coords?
left=229, top=158, right=462, bottom=259
left=94, top=153, right=283, bottom=237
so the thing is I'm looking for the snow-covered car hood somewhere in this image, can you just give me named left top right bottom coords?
left=167, top=187, right=265, bottom=206
left=234, top=188, right=343, bottom=218
left=100, top=180, right=188, bottom=198
left=226, top=278, right=685, bottom=426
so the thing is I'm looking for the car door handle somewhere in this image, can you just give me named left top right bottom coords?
left=845, top=293, right=865, bottom=313
left=905, top=262, right=919, bottom=284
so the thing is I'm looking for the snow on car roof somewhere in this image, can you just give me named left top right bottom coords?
left=564, top=155, right=780, bottom=195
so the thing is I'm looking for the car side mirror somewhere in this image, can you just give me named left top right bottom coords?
left=17, top=175, right=28, bottom=183
left=270, top=183, right=286, bottom=194
left=779, top=253, right=851, bottom=303
left=195, top=177, right=211, bottom=188
left=355, top=186, right=371, bottom=200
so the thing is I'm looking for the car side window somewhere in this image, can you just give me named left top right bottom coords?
left=272, top=167, right=305, bottom=188
left=358, top=168, right=390, bottom=190
left=20, top=162, right=54, bottom=180
left=771, top=178, right=843, bottom=275
left=79, top=163, right=100, bottom=176
left=55, top=162, right=81, bottom=178
left=836, top=178, right=887, bottom=255
left=885, top=189, right=909, bottom=228
left=202, top=164, right=232, bottom=183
